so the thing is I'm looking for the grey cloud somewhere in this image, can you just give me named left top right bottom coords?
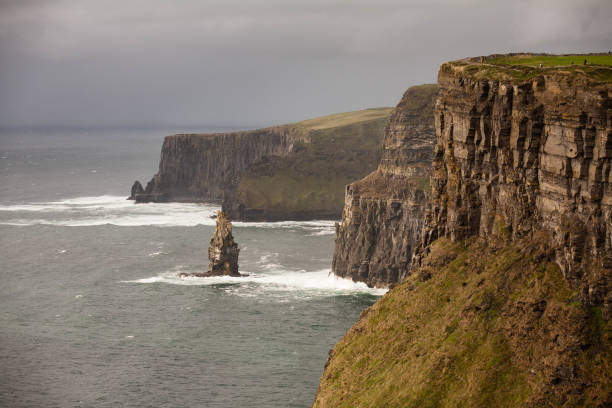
left=0, top=0, right=610, bottom=129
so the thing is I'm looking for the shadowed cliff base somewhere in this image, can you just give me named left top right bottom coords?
left=130, top=108, right=394, bottom=221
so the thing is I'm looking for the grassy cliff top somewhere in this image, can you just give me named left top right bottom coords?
left=450, top=53, right=612, bottom=83
left=293, top=107, right=393, bottom=131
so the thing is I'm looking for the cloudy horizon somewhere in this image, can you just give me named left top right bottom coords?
left=1, top=0, right=611, bottom=130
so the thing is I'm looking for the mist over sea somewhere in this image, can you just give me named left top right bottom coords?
left=0, top=129, right=383, bottom=407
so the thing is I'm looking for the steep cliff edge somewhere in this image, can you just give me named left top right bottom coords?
left=133, top=126, right=305, bottom=203
left=132, top=108, right=391, bottom=220
left=417, top=56, right=611, bottom=310
left=331, top=84, right=437, bottom=287
left=228, top=110, right=390, bottom=220
left=314, top=54, right=611, bottom=407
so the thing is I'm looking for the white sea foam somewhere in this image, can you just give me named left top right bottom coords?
left=0, top=195, right=339, bottom=232
left=306, top=229, right=336, bottom=236
left=0, top=195, right=218, bottom=226
left=257, top=253, right=284, bottom=271
left=234, top=220, right=336, bottom=234
left=147, top=251, right=168, bottom=257
left=124, top=268, right=387, bottom=296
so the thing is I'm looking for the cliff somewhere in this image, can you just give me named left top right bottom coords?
left=314, top=54, right=611, bottom=407
left=133, top=126, right=305, bottom=203
left=132, top=108, right=392, bottom=221
left=417, top=55, right=611, bottom=309
left=331, top=84, right=437, bottom=287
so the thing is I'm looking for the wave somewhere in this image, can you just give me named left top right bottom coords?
left=124, top=268, right=387, bottom=296
left=0, top=195, right=219, bottom=226
left=0, top=195, right=338, bottom=231
left=0, top=195, right=137, bottom=212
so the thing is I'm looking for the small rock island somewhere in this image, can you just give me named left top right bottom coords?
left=179, top=211, right=241, bottom=278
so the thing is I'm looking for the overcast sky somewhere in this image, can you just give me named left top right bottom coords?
left=1, top=0, right=610, bottom=129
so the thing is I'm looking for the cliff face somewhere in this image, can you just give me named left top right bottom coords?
left=331, top=84, right=437, bottom=287
left=226, top=112, right=389, bottom=221
left=132, top=109, right=391, bottom=221
left=137, top=127, right=305, bottom=203
left=314, top=55, right=612, bottom=408
left=417, top=59, right=611, bottom=310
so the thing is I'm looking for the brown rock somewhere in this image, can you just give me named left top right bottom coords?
left=207, top=211, right=240, bottom=276
left=179, top=211, right=241, bottom=278
left=128, top=180, right=144, bottom=200
left=331, top=84, right=438, bottom=287
left=413, top=57, right=611, bottom=313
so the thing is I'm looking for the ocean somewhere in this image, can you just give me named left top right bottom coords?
left=0, top=129, right=384, bottom=407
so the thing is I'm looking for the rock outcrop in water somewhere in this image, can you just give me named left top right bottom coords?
left=207, top=212, right=240, bottom=276
left=180, top=211, right=240, bottom=277
left=128, top=180, right=144, bottom=200
left=314, top=54, right=612, bottom=407
left=130, top=109, right=391, bottom=220
left=331, top=84, right=438, bottom=287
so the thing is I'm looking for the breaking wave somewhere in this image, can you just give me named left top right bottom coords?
left=0, top=195, right=337, bottom=232
left=124, top=268, right=387, bottom=297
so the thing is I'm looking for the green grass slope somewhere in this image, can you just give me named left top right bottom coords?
left=234, top=108, right=393, bottom=217
left=313, top=234, right=611, bottom=407
left=455, top=53, right=612, bottom=83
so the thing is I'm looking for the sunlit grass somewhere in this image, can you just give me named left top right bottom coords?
left=295, top=107, right=393, bottom=131
left=487, top=54, right=612, bottom=67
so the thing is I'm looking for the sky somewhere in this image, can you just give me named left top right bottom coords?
left=1, top=0, right=611, bottom=129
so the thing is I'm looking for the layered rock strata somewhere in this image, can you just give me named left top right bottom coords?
left=415, top=57, right=611, bottom=312
left=314, top=54, right=612, bottom=408
left=331, top=84, right=437, bottom=287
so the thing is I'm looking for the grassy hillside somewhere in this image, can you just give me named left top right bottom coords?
left=233, top=108, right=394, bottom=217
left=294, top=107, right=393, bottom=131
left=488, top=54, right=612, bottom=67
left=314, top=234, right=611, bottom=407
left=455, top=53, right=612, bottom=83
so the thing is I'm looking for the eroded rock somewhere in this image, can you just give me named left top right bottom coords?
left=413, top=57, right=611, bottom=313
left=128, top=180, right=144, bottom=200
left=179, top=211, right=241, bottom=277
left=331, top=84, right=438, bottom=287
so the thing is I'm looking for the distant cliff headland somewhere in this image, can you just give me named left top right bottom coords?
left=130, top=108, right=397, bottom=221
left=315, top=54, right=611, bottom=407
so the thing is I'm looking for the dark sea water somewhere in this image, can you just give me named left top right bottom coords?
left=0, top=130, right=384, bottom=407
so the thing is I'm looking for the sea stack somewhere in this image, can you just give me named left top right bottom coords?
left=128, top=180, right=144, bottom=200
left=207, top=211, right=240, bottom=276
left=178, top=211, right=241, bottom=277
